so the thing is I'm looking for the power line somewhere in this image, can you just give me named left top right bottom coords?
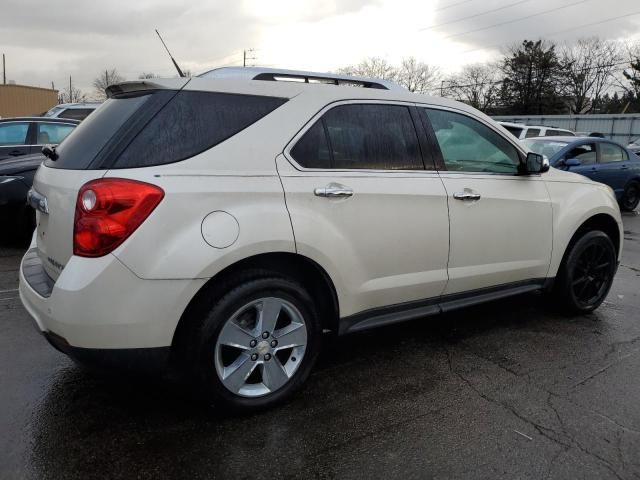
left=435, top=0, right=476, bottom=12
left=458, top=10, right=640, bottom=55
left=441, top=0, right=592, bottom=40
left=420, top=0, right=533, bottom=31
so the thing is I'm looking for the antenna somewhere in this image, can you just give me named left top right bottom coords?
left=155, top=29, right=185, bottom=78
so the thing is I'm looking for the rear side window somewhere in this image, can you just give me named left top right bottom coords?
left=59, top=108, right=94, bottom=121
left=114, top=91, right=287, bottom=169
left=545, top=129, right=569, bottom=137
left=600, top=143, right=627, bottom=163
left=525, top=128, right=540, bottom=138
left=502, top=126, right=523, bottom=139
left=37, top=122, right=76, bottom=144
left=291, top=104, right=423, bottom=170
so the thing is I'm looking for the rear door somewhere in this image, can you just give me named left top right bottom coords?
left=0, top=121, right=32, bottom=160
left=279, top=101, right=450, bottom=317
left=596, top=142, right=630, bottom=196
left=419, top=107, right=552, bottom=295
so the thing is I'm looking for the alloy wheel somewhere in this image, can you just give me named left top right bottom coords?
left=570, top=242, right=614, bottom=308
left=214, top=297, right=308, bottom=397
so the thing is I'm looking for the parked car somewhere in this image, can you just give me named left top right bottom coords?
left=628, top=137, right=640, bottom=155
left=498, top=121, right=576, bottom=140
left=522, top=136, right=640, bottom=211
left=43, top=102, right=101, bottom=121
left=20, top=68, right=622, bottom=411
left=0, top=117, right=79, bottom=161
left=0, top=153, right=45, bottom=242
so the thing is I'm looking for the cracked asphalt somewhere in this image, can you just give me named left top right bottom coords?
left=1, top=212, right=639, bottom=479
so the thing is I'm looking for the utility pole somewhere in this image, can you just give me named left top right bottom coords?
left=243, top=49, right=255, bottom=67
left=105, top=69, right=109, bottom=87
left=69, top=76, right=72, bottom=103
left=2, top=54, right=5, bottom=84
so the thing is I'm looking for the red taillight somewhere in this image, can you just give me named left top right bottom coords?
left=73, top=178, right=164, bottom=257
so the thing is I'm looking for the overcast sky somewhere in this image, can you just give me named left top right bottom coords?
left=1, top=0, right=640, bottom=97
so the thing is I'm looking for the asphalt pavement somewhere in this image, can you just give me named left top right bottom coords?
left=1, top=212, right=639, bottom=479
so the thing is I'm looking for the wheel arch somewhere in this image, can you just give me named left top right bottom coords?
left=553, top=213, right=621, bottom=279
left=171, top=252, right=340, bottom=357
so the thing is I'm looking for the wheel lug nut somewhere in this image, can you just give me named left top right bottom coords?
left=250, top=340, right=257, bottom=348
left=264, top=353, right=271, bottom=361
left=251, top=353, right=258, bottom=361
left=262, top=332, right=269, bottom=339
left=270, top=340, right=277, bottom=348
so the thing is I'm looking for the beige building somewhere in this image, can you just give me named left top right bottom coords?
left=0, top=84, right=58, bottom=118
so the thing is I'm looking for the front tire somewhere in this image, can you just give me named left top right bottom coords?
left=194, top=276, right=321, bottom=411
left=620, top=180, right=639, bottom=212
left=554, top=230, right=617, bottom=314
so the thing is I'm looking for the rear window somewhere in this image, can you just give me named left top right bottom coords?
left=59, top=108, right=95, bottom=121
left=46, top=90, right=287, bottom=170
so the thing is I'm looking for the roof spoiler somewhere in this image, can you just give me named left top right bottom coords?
left=105, top=78, right=190, bottom=98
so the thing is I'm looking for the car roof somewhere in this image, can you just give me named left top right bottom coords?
left=0, top=117, right=81, bottom=124
left=497, top=122, right=572, bottom=132
left=53, top=102, right=101, bottom=109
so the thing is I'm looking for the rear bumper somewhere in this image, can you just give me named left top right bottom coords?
left=19, top=246, right=206, bottom=356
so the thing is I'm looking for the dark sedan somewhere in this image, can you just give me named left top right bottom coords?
left=0, top=117, right=79, bottom=161
left=523, top=136, right=640, bottom=211
left=0, top=153, right=45, bottom=242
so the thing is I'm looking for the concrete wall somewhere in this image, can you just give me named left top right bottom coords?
left=0, top=84, right=58, bottom=118
left=493, top=114, right=640, bottom=146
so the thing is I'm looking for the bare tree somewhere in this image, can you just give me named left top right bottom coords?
left=620, top=41, right=640, bottom=100
left=444, top=64, right=499, bottom=111
left=560, top=38, right=621, bottom=113
left=396, top=57, right=441, bottom=94
left=138, top=72, right=158, bottom=79
left=59, top=86, right=88, bottom=104
left=93, top=68, right=125, bottom=100
left=337, top=57, right=397, bottom=81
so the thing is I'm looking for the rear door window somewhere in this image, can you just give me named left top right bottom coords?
left=291, top=103, right=423, bottom=170
left=36, top=122, right=76, bottom=144
left=0, top=122, right=30, bottom=145
left=600, top=143, right=627, bottom=163
left=525, top=128, right=540, bottom=138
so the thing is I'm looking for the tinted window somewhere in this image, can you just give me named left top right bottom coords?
left=115, top=91, right=287, bottom=169
left=563, top=143, right=596, bottom=165
left=600, top=143, right=627, bottom=163
left=299, top=104, right=422, bottom=170
left=502, top=126, right=523, bottom=138
left=44, top=106, right=64, bottom=118
left=46, top=94, right=151, bottom=169
left=0, top=122, right=29, bottom=146
left=59, top=108, right=94, bottom=121
left=545, top=129, right=571, bottom=137
left=525, top=128, right=540, bottom=138
left=290, top=121, right=331, bottom=169
left=37, top=122, right=75, bottom=144
left=424, top=109, right=520, bottom=174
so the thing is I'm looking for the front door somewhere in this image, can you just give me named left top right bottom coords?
left=278, top=102, right=450, bottom=318
left=419, top=107, right=553, bottom=295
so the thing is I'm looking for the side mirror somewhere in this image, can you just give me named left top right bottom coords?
left=525, top=152, right=549, bottom=174
left=564, top=158, right=581, bottom=168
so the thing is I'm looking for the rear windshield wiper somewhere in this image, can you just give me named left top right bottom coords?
left=42, top=145, right=58, bottom=161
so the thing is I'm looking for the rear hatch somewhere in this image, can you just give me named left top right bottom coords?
left=32, top=79, right=188, bottom=280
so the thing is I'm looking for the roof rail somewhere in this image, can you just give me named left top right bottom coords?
left=197, top=67, right=404, bottom=91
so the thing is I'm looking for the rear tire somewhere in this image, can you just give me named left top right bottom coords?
left=553, top=230, right=617, bottom=314
left=192, top=275, right=321, bottom=411
left=620, top=180, right=639, bottom=212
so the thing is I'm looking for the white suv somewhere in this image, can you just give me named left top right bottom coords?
left=20, top=68, right=622, bottom=411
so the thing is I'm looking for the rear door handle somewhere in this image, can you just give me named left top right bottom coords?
left=453, top=191, right=481, bottom=201
left=314, top=183, right=354, bottom=198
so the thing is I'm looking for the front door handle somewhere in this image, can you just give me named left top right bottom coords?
left=314, top=183, right=354, bottom=198
left=453, top=191, right=481, bottom=201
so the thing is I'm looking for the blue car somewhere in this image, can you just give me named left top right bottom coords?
left=523, top=136, right=640, bottom=211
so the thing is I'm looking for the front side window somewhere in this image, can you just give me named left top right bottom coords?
left=290, top=104, right=423, bottom=170
left=522, top=139, right=568, bottom=160
left=37, top=122, right=76, bottom=144
left=0, top=122, right=29, bottom=146
left=562, top=143, right=596, bottom=165
left=600, top=143, right=627, bottom=163
left=423, top=109, right=520, bottom=174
